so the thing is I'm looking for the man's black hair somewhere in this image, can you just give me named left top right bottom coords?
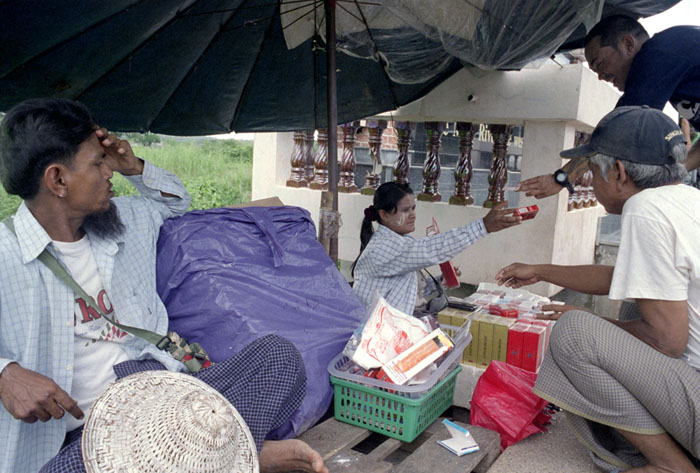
left=0, top=98, right=95, bottom=200
left=584, top=14, right=650, bottom=48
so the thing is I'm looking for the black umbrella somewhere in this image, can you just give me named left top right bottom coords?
left=0, top=0, right=680, bottom=134
left=0, top=0, right=680, bottom=260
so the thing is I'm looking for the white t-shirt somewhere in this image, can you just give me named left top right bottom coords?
left=52, top=235, right=131, bottom=431
left=609, top=185, right=700, bottom=370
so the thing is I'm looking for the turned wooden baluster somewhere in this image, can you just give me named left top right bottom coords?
left=361, top=120, right=387, bottom=195
left=285, top=131, right=308, bottom=188
left=338, top=121, right=360, bottom=193
left=304, top=130, right=315, bottom=182
left=483, top=124, right=513, bottom=208
left=570, top=131, right=592, bottom=210
left=309, top=129, right=328, bottom=190
left=392, top=121, right=413, bottom=185
left=417, top=122, right=445, bottom=202
left=450, top=122, right=477, bottom=205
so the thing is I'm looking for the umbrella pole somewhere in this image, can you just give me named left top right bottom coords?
left=325, top=0, right=339, bottom=264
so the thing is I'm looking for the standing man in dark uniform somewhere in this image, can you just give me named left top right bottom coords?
left=518, top=15, right=700, bottom=199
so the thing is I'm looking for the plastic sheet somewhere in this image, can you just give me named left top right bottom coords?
left=155, top=206, right=367, bottom=438
left=282, top=0, right=679, bottom=85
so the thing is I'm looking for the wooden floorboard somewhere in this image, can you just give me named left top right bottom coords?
left=300, top=417, right=501, bottom=473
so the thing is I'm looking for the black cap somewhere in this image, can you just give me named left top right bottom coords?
left=560, top=106, right=686, bottom=165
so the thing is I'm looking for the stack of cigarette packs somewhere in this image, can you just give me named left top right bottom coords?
left=438, top=283, right=559, bottom=373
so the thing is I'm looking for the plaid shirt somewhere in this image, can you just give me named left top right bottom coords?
left=0, top=161, right=190, bottom=473
left=353, top=220, right=487, bottom=315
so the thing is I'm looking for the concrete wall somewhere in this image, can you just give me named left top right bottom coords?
left=252, top=63, right=617, bottom=296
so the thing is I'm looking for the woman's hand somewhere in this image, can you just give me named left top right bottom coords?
left=483, top=202, right=522, bottom=233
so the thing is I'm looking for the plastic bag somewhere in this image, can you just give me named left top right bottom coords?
left=156, top=206, right=367, bottom=438
left=343, top=297, right=429, bottom=370
left=469, top=361, right=550, bottom=450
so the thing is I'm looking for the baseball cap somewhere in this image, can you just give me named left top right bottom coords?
left=560, top=105, right=686, bottom=165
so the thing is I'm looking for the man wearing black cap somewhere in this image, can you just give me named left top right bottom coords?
left=496, top=106, right=700, bottom=472
left=518, top=15, right=700, bottom=199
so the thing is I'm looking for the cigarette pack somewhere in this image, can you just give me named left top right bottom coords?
left=426, top=218, right=460, bottom=288
left=439, top=261, right=460, bottom=288
left=488, top=303, right=518, bottom=318
left=530, top=319, right=554, bottom=352
left=506, top=322, right=529, bottom=368
left=513, top=204, right=539, bottom=220
left=381, top=329, right=454, bottom=385
left=492, top=317, right=517, bottom=362
left=464, top=315, right=480, bottom=365
left=521, top=325, right=547, bottom=372
left=476, top=314, right=494, bottom=368
left=437, top=419, right=480, bottom=456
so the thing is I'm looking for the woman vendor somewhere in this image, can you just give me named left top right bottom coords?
left=352, top=182, right=521, bottom=316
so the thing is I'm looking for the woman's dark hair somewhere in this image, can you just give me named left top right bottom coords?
left=0, top=98, right=95, bottom=200
left=351, top=181, right=413, bottom=277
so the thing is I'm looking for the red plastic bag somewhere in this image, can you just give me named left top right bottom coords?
left=470, top=361, right=550, bottom=450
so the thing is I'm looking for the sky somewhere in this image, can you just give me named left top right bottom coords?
left=212, top=0, right=700, bottom=140
left=639, top=0, right=700, bottom=34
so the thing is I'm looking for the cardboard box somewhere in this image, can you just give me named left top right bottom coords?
left=464, top=313, right=481, bottom=365
left=506, top=322, right=529, bottom=368
left=476, top=314, right=494, bottom=368
left=521, top=325, right=547, bottom=372
left=437, top=311, right=453, bottom=327
left=492, top=317, right=517, bottom=362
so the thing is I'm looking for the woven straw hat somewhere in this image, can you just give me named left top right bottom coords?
left=82, top=370, right=259, bottom=473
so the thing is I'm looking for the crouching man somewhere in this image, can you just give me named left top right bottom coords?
left=496, top=106, right=700, bottom=472
left=0, top=98, right=327, bottom=473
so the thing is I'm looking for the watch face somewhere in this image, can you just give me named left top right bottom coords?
left=555, top=172, right=566, bottom=183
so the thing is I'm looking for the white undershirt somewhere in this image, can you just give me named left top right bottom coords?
left=52, top=235, right=131, bottom=431
left=609, top=185, right=700, bottom=370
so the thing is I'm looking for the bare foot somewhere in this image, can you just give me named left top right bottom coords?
left=259, top=439, right=328, bottom=473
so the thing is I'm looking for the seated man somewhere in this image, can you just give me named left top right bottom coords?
left=0, top=98, right=327, bottom=473
left=496, top=106, right=700, bottom=472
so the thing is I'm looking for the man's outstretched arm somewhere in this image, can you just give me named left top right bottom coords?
left=516, top=158, right=590, bottom=199
left=495, top=263, right=614, bottom=295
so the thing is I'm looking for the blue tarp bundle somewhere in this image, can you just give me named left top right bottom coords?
left=155, top=206, right=366, bottom=437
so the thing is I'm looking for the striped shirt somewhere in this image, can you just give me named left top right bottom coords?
left=353, top=220, right=487, bottom=315
left=0, top=161, right=190, bottom=473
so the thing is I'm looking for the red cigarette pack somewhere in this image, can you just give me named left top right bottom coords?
left=521, top=325, right=547, bottom=372
left=426, top=218, right=460, bottom=288
left=513, top=205, right=539, bottom=221
left=530, top=319, right=554, bottom=352
left=506, top=322, right=529, bottom=368
left=489, top=304, right=518, bottom=318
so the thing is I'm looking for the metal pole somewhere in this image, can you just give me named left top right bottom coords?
left=325, top=0, right=339, bottom=263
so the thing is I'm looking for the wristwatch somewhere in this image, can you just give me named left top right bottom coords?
left=553, top=168, right=574, bottom=194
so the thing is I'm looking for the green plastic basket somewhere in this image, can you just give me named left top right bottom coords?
left=330, top=365, right=461, bottom=442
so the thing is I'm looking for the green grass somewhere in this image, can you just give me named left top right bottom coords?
left=0, top=138, right=253, bottom=220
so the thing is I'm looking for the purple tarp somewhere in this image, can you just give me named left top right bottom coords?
left=156, top=206, right=366, bottom=437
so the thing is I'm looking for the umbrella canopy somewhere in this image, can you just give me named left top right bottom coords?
left=0, top=0, right=681, bottom=136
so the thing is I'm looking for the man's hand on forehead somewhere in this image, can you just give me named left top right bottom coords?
left=93, top=125, right=144, bottom=176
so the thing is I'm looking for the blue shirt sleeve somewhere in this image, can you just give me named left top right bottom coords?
left=618, top=27, right=700, bottom=112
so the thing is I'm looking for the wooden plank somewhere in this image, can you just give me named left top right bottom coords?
left=324, top=437, right=401, bottom=473
left=297, top=418, right=371, bottom=461
left=393, top=421, right=499, bottom=473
